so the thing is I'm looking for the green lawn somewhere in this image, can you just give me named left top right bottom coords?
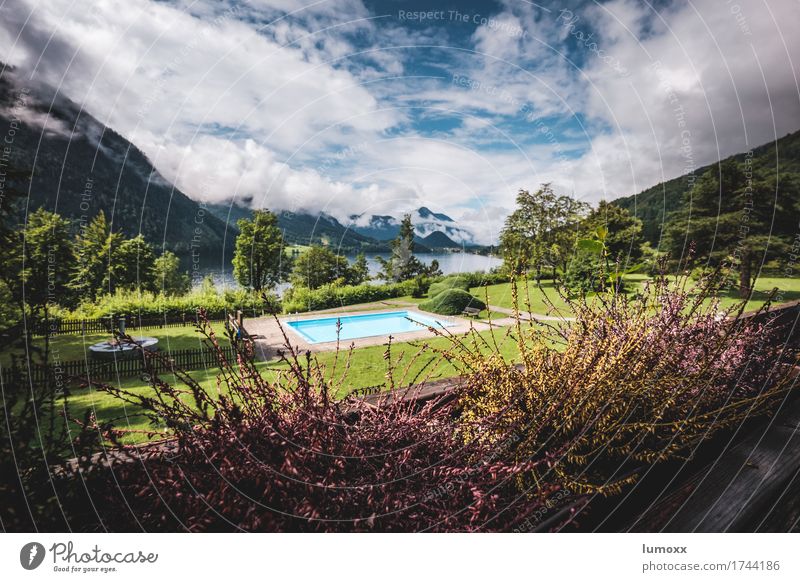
left=54, top=323, right=522, bottom=444
left=471, top=275, right=800, bottom=315
left=1, top=322, right=230, bottom=367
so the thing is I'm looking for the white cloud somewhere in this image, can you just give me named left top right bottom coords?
left=0, top=0, right=798, bottom=246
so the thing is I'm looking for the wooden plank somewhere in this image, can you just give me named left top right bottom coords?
left=628, top=397, right=800, bottom=532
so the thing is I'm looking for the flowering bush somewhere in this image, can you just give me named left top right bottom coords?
left=450, top=273, right=795, bottom=494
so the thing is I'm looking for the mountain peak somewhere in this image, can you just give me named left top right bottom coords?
left=417, top=207, right=453, bottom=222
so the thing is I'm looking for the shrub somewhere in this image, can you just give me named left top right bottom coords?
left=410, top=275, right=430, bottom=298
left=67, top=288, right=281, bottom=320
left=563, top=251, right=627, bottom=294
left=451, top=274, right=795, bottom=495
left=427, top=276, right=471, bottom=298
left=419, top=288, right=486, bottom=315
left=282, top=280, right=416, bottom=313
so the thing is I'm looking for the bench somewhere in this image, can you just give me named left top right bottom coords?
left=462, top=307, right=481, bottom=318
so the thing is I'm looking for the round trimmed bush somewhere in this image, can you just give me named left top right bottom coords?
left=419, top=288, right=486, bottom=316
left=427, top=276, right=471, bottom=298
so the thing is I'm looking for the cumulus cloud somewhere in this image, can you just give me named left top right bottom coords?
left=0, top=0, right=798, bottom=245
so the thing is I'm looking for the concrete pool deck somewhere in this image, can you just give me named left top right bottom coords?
left=245, top=308, right=498, bottom=361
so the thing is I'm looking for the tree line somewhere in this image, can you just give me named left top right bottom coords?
left=0, top=209, right=191, bottom=322
left=232, top=210, right=441, bottom=292
left=0, top=203, right=444, bottom=327
left=499, top=183, right=645, bottom=292
left=502, top=159, right=800, bottom=298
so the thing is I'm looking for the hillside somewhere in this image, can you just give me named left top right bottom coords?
left=205, top=202, right=392, bottom=252
left=0, top=65, right=230, bottom=254
left=417, top=230, right=461, bottom=249
left=612, top=130, right=800, bottom=245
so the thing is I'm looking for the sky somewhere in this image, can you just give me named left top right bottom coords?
left=1, top=0, right=799, bottom=244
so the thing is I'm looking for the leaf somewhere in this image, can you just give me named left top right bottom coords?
left=577, top=239, right=604, bottom=254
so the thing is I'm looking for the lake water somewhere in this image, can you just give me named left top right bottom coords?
left=193, top=252, right=503, bottom=292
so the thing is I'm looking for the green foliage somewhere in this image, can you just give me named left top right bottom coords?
left=70, top=211, right=121, bottom=301
left=500, top=184, right=588, bottom=276
left=410, top=275, right=431, bottom=298
left=113, top=235, right=157, bottom=292
left=69, top=287, right=280, bottom=320
left=563, top=251, right=607, bottom=294
left=419, top=288, right=486, bottom=315
left=152, top=251, right=191, bottom=296
left=348, top=253, right=370, bottom=285
left=4, top=208, right=74, bottom=313
left=232, top=209, right=286, bottom=291
left=282, top=280, right=416, bottom=313
left=290, top=245, right=361, bottom=289
left=427, top=275, right=471, bottom=298
left=663, top=159, right=800, bottom=296
left=375, top=214, right=439, bottom=281
left=580, top=201, right=644, bottom=262
left=614, top=129, right=800, bottom=246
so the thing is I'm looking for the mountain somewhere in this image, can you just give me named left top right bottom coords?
left=0, top=65, right=231, bottom=254
left=612, top=130, right=800, bottom=245
left=347, top=213, right=398, bottom=241
left=417, top=231, right=461, bottom=249
left=349, top=206, right=475, bottom=245
left=205, top=202, right=389, bottom=252
left=275, top=211, right=385, bottom=251
left=207, top=202, right=470, bottom=252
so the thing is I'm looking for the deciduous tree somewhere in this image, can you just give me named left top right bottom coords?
left=232, top=210, right=285, bottom=291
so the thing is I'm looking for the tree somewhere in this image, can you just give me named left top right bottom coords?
left=663, top=161, right=797, bottom=297
left=113, top=235, right=156, bottom=292
left=291, top=245, right=351, bottom=290
left=232, top=210, right=285, bottom=291
left=6, top=209, right=74, bottom=315
left=347, top=253, right=370, bottom=286
left=70, top=211, right=121, bottom=301
left=579, top=201, right=644, bottom=265
left=376, top=214, right=433, bottom=281
left=500, top=184, right=588, bottom=277
left=152, top=251, right=191, bottom=295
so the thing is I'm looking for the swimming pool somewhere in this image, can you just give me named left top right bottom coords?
left=285, top=311, right=454, bottom=344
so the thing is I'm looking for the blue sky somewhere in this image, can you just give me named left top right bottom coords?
left=2, top=0, right=799, bottom=243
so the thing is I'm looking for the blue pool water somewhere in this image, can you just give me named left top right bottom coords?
left=286, top=311, right=454, bottom=344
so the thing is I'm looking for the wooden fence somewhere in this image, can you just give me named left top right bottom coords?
left=0, top=345, right=237, bottom=388
left=29, top=313, right=223, bottom=336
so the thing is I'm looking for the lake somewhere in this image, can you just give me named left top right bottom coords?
left=193, top=252, right=503, bottom=293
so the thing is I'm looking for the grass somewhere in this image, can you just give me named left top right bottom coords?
left=0, top=322, right=229, bottom=367
left=57, top=323, right=522, bottom=444
left=471, top=275, right=800, bottom=316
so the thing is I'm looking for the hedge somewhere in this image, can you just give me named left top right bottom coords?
left=419, top=289, right=487, bottom=316
left=68, top=288, right=281, bottom=320
left=427, top=276, right=471, bottom=298
left=282, top=280, right=418, bottom=313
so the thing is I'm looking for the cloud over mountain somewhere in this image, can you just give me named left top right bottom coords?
left=1, top=0, right=798, bottom=245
